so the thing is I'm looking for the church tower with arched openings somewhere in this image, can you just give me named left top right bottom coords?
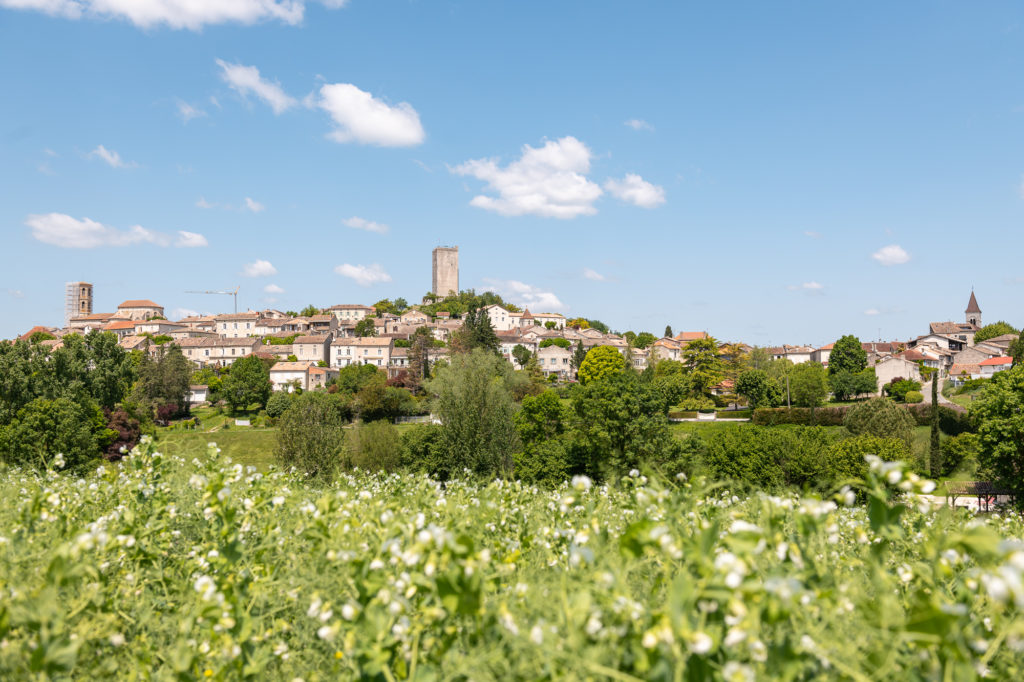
left=965, top=291, right=982, bottom=327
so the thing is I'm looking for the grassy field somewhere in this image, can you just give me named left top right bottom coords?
left=155, top=428, right=280, bottom=470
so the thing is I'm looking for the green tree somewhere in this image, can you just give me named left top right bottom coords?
left=748, top=347, right=772, bottom=371
left=974, top=321, right=1019, bottom=344
left=354, top=318, right=377, bottom=337
left=567, top=318, right=590, bottom=330
left=425, top=349, right=517, bottom=478
left=299, top=304, right=319, bottom=317
left=539, top=337, right=571, bottom=349
left=511, top=344, right=533, bottom=368
left=1009, top=332, right=1024, bottom=366
left=569, top=371, right=677, bottom=479
left=971, top=365, right=1024, bottom=505
left=830, top=368, right=878, bottom=401
left=843, top=396, right=916, bottom=452
left=393, top=297, right=409, bottom=312
left=356, top=383, right=414, bottom=422
left=28, top=331, right=56, bottom=344
left=683, top=337, right=723, bottom=397
left=372, top=299, right=397, bottom=316
left=789, top=362, right=830, bottom=413
left=452, top=305, right=499, bottom=354
left=930, top=376, right=942, bottom=478
left=544, top=321, right=557, bottom=330
left=275, top=391, right=349, bottom=481
left=134, top=344, right=191, bottom=415
left=514, top=390, right=573, bottom=485
left=633, top=332, right=656, bottom=349
left=577, top=346, right=626, bottom=385
left=0, top=397, right=104, bottom=470
left=829, top=335, right=867, bottom=375
left=736, top=369, right=781, bottom=411
left=570, top=341, right=587, bottom=376
left=220, top=355, right=271, bottom=413
left=265, top=391, right=293, bottom=418
left=408, top=326, right=434, bottom=388
left=585, top=319, right=610, bottom=334
left=348, top=420, right=403, bottom=472
left=664, top=325, right=673, bottom=338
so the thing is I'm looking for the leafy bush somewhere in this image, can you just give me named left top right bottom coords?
left=676, top=396, right=715, bottom=411
left=904, top=390, right=924, bottom=404
left=940, top=432, right=981, bottom=477
left=265, top=392, right=293, bottom=419
left=348, top=420, right=403, bottom=473
left=103, top=408, right=140, bottom=460
left=276, top=392, right=349, bottom=481
left=751, top=407, right=848, bottom=426
left=539, top=338, right=571, bottom=349
left=884, top=378, right=922, bottom=402
left=843, top=397, right=916, bottom=452
left=398, top=424, right=446, bottom=477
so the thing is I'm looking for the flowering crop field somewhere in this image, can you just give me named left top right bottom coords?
left=1, top=441, right=1023, bottom=680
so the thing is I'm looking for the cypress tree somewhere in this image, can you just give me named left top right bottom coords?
left=930, top=375, right=942, bottom=478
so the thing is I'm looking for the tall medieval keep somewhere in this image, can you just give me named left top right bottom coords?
left=432, top=246, right=459, bottom=297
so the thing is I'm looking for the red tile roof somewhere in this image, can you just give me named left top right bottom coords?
left=979, top=356, right=1012, bottom=366
left=118, top=299, right=161, bottom=308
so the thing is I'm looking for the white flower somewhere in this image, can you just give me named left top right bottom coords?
left=571, top=475, right=592, bottom=492
left=317, top=622, right=340, bottom=641
left=193, top=575, right=217, bottom=601
left=530, top=624, right=544, bottom=645
left=724, top=627, right=747, bottom=647
left=272, top=496, right=285, bottom=506
left=642, top=631, right=659, bottom=649
left=342, top=604, right=357, bottom=621
left=52, top=454, right=66, bottom=469
left=723, top=661, right=755, bottom=682
left=108, top=633, right=126, bottom=647
left=688, top=631, right=713, bottom=654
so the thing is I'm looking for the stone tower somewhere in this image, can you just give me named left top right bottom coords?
left=432, top=246, right=459, bottom=297
left=965, top=290, right=981, bottom=327
left=64, top=281, right=93, bottom=328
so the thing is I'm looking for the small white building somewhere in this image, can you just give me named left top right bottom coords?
left=537, top=344, right=573, bottom=379
left=874, top=356, right=921, bottom=394
left=979, top=356, right=1013, bottom=378
left=215, top=312, right=261, bottom=339
left=326, top=304, right=374, bottom=323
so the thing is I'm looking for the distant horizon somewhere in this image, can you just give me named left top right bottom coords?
left=2, top=2, right=1022, bottom=343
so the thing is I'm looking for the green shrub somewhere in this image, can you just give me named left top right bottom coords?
left=265, top=392, right=293, bottom=419
left=348, top=420, right=403, bottom=473
left=940, top=432, right=981, bottom=477
left=751, top=407, right=847, bottom=426
left=399, top=424, right=446, bottom=477
left=275, top=392, right=349, bottom=481
left=677, top=396, right=714, bottom=411
left=843, top=397, right=916, bottom=452
left=904, top=390, right=924, bottom=404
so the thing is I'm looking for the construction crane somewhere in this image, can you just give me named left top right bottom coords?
left=185, top=286, right=240, bottom=314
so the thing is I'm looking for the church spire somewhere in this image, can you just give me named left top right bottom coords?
left=965, top=290, right=981, bottom=327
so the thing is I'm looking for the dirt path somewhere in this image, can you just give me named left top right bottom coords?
left=921, top=380, right=965, bottom=412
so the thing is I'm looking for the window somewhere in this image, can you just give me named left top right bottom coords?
left=233, top=323, right=238, bottom=330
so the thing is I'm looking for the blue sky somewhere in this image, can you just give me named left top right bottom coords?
left=1, top=1, right=1022, bottom=345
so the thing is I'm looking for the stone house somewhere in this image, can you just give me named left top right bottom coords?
left=399, top=309, right=429, bottom=326
left=532, top=312, right=566, bottom=329
left=330, top=337, right=393, bottom=368
left=979, top=356, right=1013, bottom=378
left=293, top=335, right=332, bottom=364
left=537, top=344, right=572, bottom=379
left=215, top=312, right=261, bottom=338
left=326, top=304, right=374, bottom=323
left=483, top=304, right=517, bottom=332
left=134, top=320, right=185, bottom=336
left=873, top=356, right=921, bottom=394
left=113, top=299, right=164, bottom=321
left=270, top=361, right=313, bottom=392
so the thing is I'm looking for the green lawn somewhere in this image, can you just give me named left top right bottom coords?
left=154, top=429, right=280, bottom=470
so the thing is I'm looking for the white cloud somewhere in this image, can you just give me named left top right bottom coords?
left=482, top=278, right=566, bottom=312
left=264, top=284, right=284, bottom=294
left=603, top=173, right=665, bottom=209
left=333, top=263, right=392, bottom=287
left=583, top=268, right=608, bottom=282
left=803, top=230, right=821, bottom=238
left=452, top=136, right=603, bottom=219
left=171, top=307, right=200, bottom=319
left=787, top=281, right=824, bottom=292
left=624, top=118, right=653, bottom=131
left=176, top=230, right=208, bottom=247
left=318, top=83, right=425, bottom=147
left=177, top=100, right=206, bottom=123
left=244, top=197, right=265, bottom=213
left=242, top=259, right=277, bottom=277
left=216, top=59, right=297, bottom=115
left=864, top=308, right=880, bottom=316
left=342, top=216, right=389, bottom=234
left=196, top=197, right=214, bottom=209
left=7, top=289, right=25, bottom=298
left=25, top=213, right=206, bottom=249
left=871, top=244, right=910, bottom=266
left=0, top=0, right=348, bottom=30
left=88, top=144, right=135, bottom=168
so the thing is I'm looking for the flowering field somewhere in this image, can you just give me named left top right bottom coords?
left=1, top=441, right=1023, bottom=680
